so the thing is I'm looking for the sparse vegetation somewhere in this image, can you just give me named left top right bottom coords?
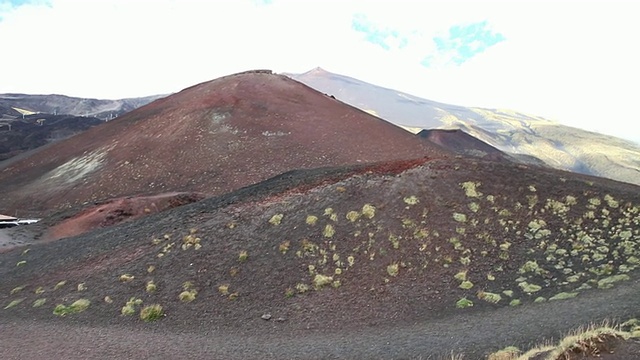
left=362, top=204, right=376, bottom=219
left=218, top=284, right=229, bottom=295
left=477, top=291, right=501, bottom=304
left=597, top=274, right=630, bottom=289
left=347, top=256, right=355, bottom=267
left=549, top=292, right=578, bottom=301
left=456, top=298, right=474, bottom=308
left=279, top=240, right=290, bottom=254
left=404, top=196, right=419, bottom=205
left=295, top=283, right=310, bottom=294
left=461, top=181, right=482, bottom=197
left=387, top=263, right=399, bottom=277
left=518, top=281, right=541, bottom=293
left=346, top=210, right=360, bottom=222
left=323, top=224, right=335, bottom=238
left=53, top=299, right=90, bottom=316
left=4, top=298, right=25, bottom=309
left=269, top=213, right=283, bottom=225
left=238, top=250, right=248, bottom=262
left=453, top=213, right=467, bottom=223
left=493, top=322, right=635, bottom=360
left=10, top=285, right=25, bottom=295
left=121, top=297, right=143, bottom=316
left=2, top=140, right=640, bottom=360
left=285, top=288, right=295, bottom=298
left=306, top=215, right=318, bottom=225
left=119, top=274, right=135, bottom=282
left=182, top=229, right=201, bottom=250
left=146, top=280, right=157, bottom=293
left=180, top=289, right=197, bottom=302
left=121, top=304, right=136, bottom=316
left=487, top=346, right=520, bottom=360
left=313, top=274, right=333, bottom=288
left=140, top=304, right=164, bottom=322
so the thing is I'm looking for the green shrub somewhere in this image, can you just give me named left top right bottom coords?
left=140, top=304, right=164, bottom=322
left=53, top=299, right=90, bottom=316
left=285, top=288, right=295, bottom=298
left=323, top=224, right=335, bottom=238
left=119, top=274, right=135, bottom=282
left=313, top=274, right=333, bottom=288
left=268, top=214, right=283, bottom=225
left=549, top=292, right=578, bottom=301
left=456, top=298, right=474, bottom=308
left=10, top=286, right=25, bottom=295
left=477, top=291, right=502, bottom=304
left=387, top=263, right=400, bottom=277
left=179, top=290, right=197, bottom=302
left=238, top=251, right=248, bottom=262
left=121, top=304, right=136, bottom=316
left=4, top=298, right=25, bottom=309
left=362, top=204, right=376, bottom=219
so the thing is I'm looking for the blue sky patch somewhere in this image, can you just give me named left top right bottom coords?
left=424, top=21, right=505, bottom=66
left=352, top=14, right=408, bottom=51
left=0, top=0, right=50, bottom=21
left=1, top=0, right=41, bottom=8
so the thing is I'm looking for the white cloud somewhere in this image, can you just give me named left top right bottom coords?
left=0, top=0, right=638, bottom=143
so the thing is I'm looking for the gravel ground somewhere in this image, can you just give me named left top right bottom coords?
left=2, top=278, right=639, bottom=360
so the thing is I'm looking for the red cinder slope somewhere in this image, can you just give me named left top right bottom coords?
left=418, top=129, right=508, bottom=160
left=0, top=70, right=449, bottom=212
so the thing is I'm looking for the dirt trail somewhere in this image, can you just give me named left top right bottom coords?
left=2, top=279, right=639, bottom=359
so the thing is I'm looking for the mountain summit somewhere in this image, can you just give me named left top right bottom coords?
left=0, top=70, right=448, bottom=213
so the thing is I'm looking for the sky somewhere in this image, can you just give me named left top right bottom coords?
left=1, top=0, right=638, bottom=144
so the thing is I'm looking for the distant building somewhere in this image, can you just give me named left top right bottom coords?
left=0, top=214, right=18, bottom=228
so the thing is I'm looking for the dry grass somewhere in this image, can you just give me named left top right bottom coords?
left=487, top=320, right=633, bottom=360
left=139, top=304, right=164, bottom=322
left=53, top=299, right=90, bottom=316
left=487, top=346, right=519, bottom=360
left=179, top=290, right=197, bottom=302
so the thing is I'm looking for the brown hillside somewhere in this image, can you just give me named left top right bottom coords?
left=418, top=128, right=507, bottom=160
left=417, top=128, right=548, bottom=167
left=0, top=70, right=448, bottom=213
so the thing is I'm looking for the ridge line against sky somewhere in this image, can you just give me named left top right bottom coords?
left=0, top=0, right=638, bottom=144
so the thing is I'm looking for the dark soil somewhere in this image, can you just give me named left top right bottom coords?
left=1, top=156, right=640, bottom=359
left=0, top=114, right=103, bottom=161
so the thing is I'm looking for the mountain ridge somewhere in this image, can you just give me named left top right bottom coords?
left=287, top=68, right=640, bottom=186
left=0, top=93, right=166, bottom=121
